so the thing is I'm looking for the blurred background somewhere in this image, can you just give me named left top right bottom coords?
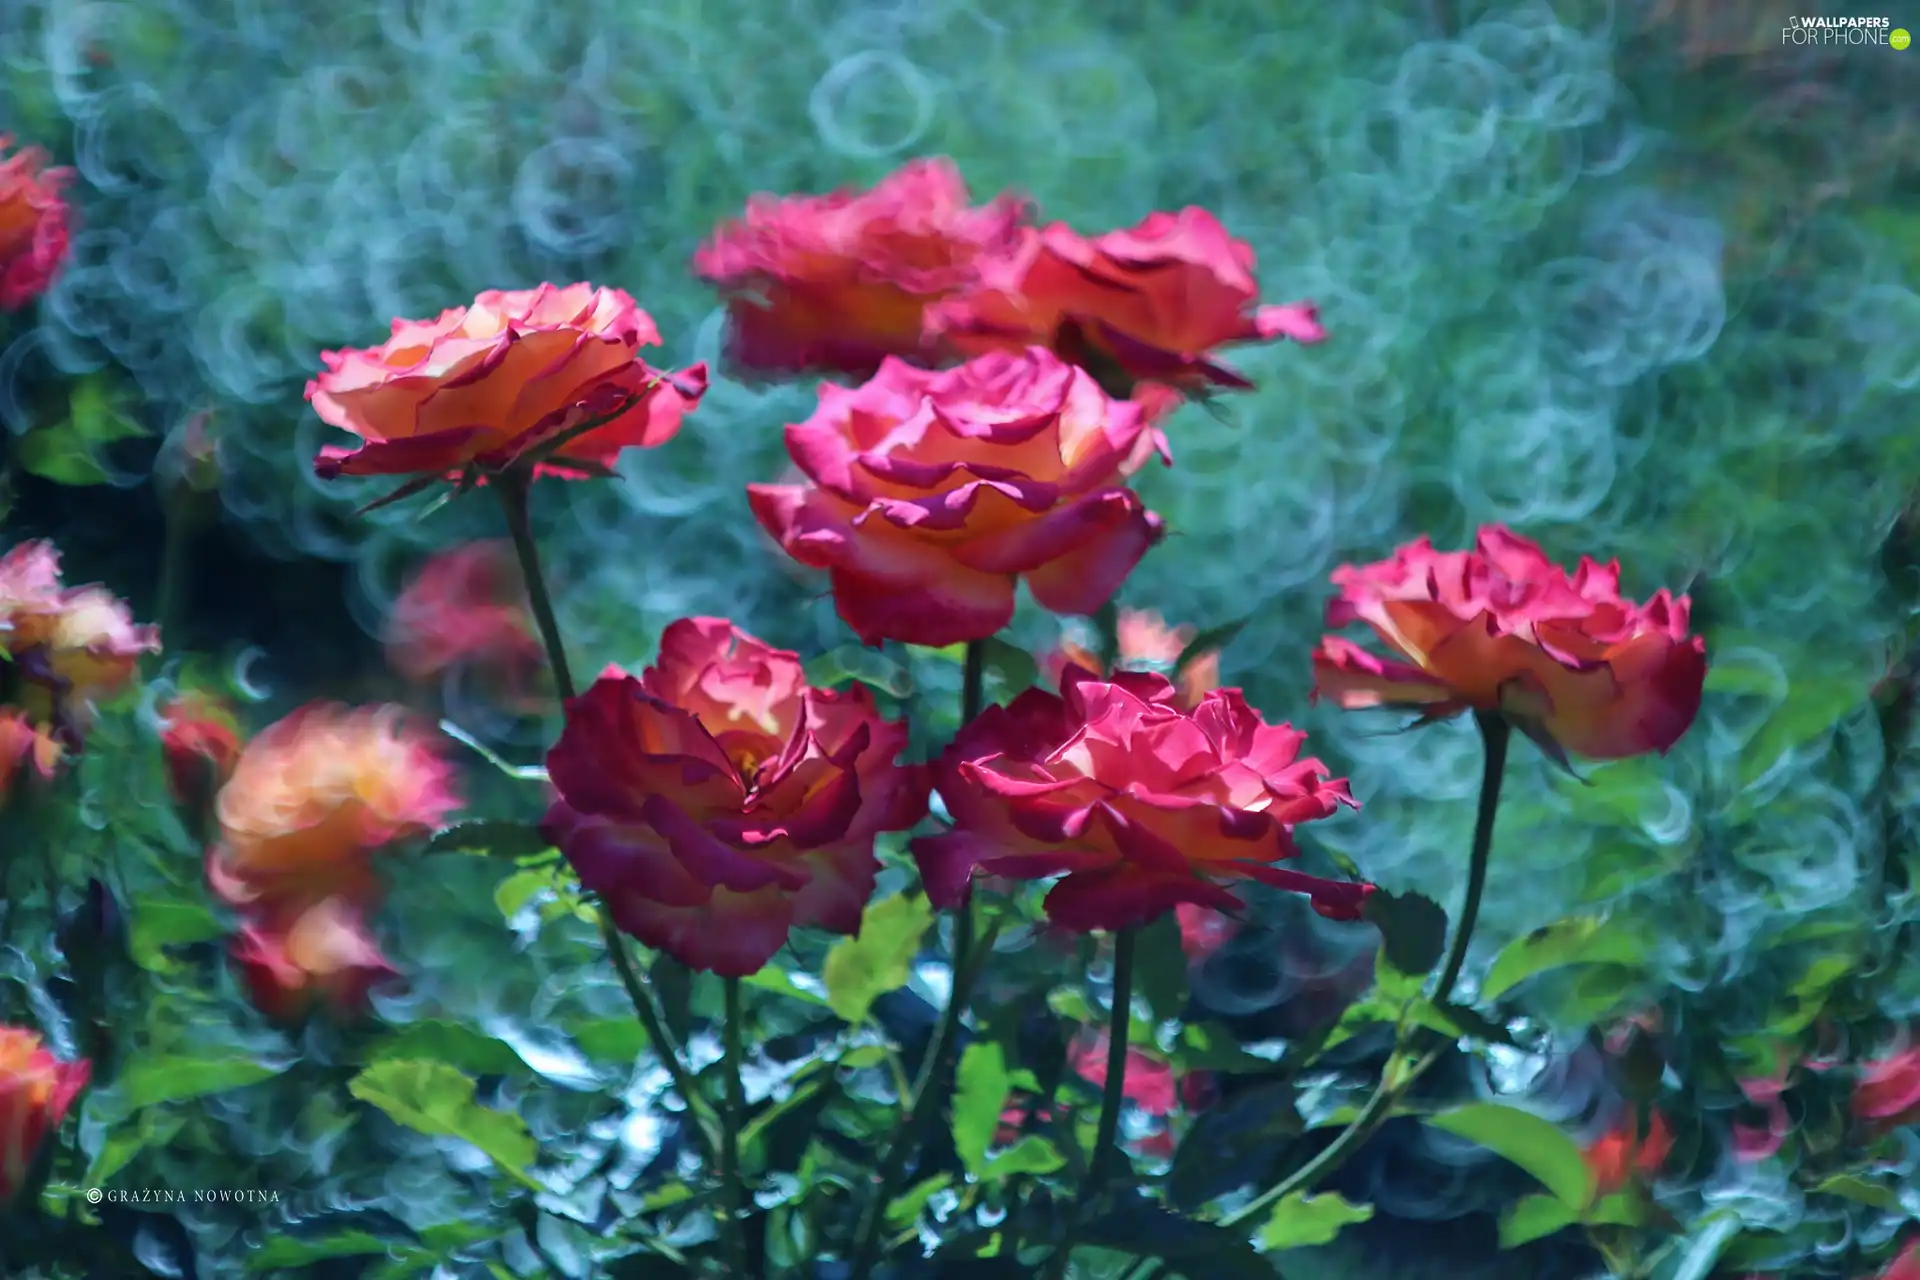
left=2, top=0, right=1919, bottom=1275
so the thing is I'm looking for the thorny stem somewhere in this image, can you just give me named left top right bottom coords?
left=845, top=639, right=994, bottom=1280
left=1043, top=927, right=1140, bottom=1280
left=493, top=470, right=718, bottom=1171
left=1121, top=711, right=1513, bottom=1280
left=721, top=976, right=751, bottom=1280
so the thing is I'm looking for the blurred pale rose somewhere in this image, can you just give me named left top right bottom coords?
left=1047, top=608, right=1222, bottom=712
left=1068, top=1031, right=1177, bottom=1115
left=544, top=618, right=928, bottom=976
left=385, top=541, right=543, bottom=700
left=0, top=540, right=159, bottom=742
left=207, top=703, right=459, bottom=911
left=913, top=667, right=1370, bottom=931
left=693, top=157, right=1030, bottom=378
left=749, top=348, right=1168, bottom=647
left=1175, top=903, right=1236, bottom=962
left=307, top=282, right=707, bottom=481
left=927, top=206, right=1323, bottom=399
left=231, top=897, right=398, bottom=1023
left=0, top=1025, right=89, bottom=1206
left=0, top=135, right=73, bottom=312
left=1312, top=525, right=1708, bottom=761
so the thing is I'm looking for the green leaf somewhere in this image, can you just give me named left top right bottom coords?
left=821, top=892, right=933, bottom=1024
left=68, top=375, right=148, bottom=445
left=127, top=897, right=225, bottom=972
left=84, top=1109, right=184, bottom=1187
left=803, top=645, right=914, bottom=697
left=1257, top=1190, right=1374, bottom=1251
left=1080, top=1203, right=1274, bottom=1279
left=979, top=637, right=1040, bottom=696
left=952, top=1042, right=1013, bottom=1178
left=1133, top=911, right=1190, bottom=1024
left=17, top=429, right=112, bottom=485
left=117, top=1052, right=289, bottom=1111
left=1363, top=890, right=1448, bottom=976
left=980, top=1135, right=1066, bottom=1179
left=246, top=1233, right=397, bottom=1271
left=1412, top=999, right=1517, bottom=1046
left=1427, top=1103, right=1594, bottom=1208
left=1671, top=1213, right=1741, bottom=1280
left=743, top=967, right=831, bottom=1008
left=1812, top=1173, right=1904, bottom=1213
left=366, top=1021, right=524, bottom=1076
left=1175, top=1023, right=1274, bottom=1073
left=1735, top=672, right=1868, bottom=789
left=1175, top=617, right=1249, bottom=676
left=1480, top=916, right=1648, bottom=1002
left=571, top=1017, right=648, bottom=1066
left=885, top=1174, right=951, bottom=1227
left=494, top=867, right=559, bottom=920
left=425, top=820, right=551, bottom=859
left=349, top=1060, right=542, bottom=1190
left=1497, top=1194, right=1577, bottom=1248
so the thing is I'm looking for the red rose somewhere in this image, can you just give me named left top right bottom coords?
left=231, top=897, right=398, bottom=1023
left=159, top=691, right=243, bottom=810
left=543, top=618, right=928, bottom=976
left=1884, top=1243, right=1920, bottom=1280
left=385, top=540, right=544, bottom=703
left=0, top=1025, right=89, bottom=1206
left=1068, top=1031, right=1177, bottom=1115
left=693, top=157, right=1029, bottom=378
left=0, top=135, right=72, bottom=312
left=307, top=283, right=707, bottom=481
left=927, top=207, right=1323, bottom=398
left=1854, top=1046, right=1920, bottom=1128
left=1584, top=1109, right=1672, bottom=1198
left=911, top=666, right=1369, bottom=931
left=1312, top=525, right=1707, bottom=761
left=748, top=348, right=1167, bottom=647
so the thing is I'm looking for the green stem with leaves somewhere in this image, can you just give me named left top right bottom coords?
left=721, top=976, right=750, bottom=1280
left=493, top=469, right=720, bottom=1172
left=845, top=639, right=993, bottom=1280
left=1122, top=710, right=1513, bottom=1280
left=1043, top=926, right=1140, bottom=1279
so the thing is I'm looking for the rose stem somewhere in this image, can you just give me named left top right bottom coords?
left=493, top=469, right=719, bottom=1168
left=1042, top=924, right=1140, bottom=1279
left=1121, top=710, right=1513, bottom=1280
left=845, top=638, right=993, bottom=1280
left=721, top=975, right=751, bottom=1280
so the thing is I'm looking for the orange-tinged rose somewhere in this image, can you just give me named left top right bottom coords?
left=1047, top=608, right=1222, bottom=711
left=307, top=282, right=708, bottom=481
left=927, top=207, right=1324, bottom=399
left=0, top=1025, right=89, bottom=1206
left=748, top=347, right=1169, bottom=648
left=0, top=709, right=61, bottom=805
left=1585, top=1109, right=1673, bottom=1199
left=208, top=702, right=459, bottom=911
left=693, top=157, right=1030, bottom=379
left=0, top=135, right=73, bottom=312
left=912, top=666, right=1369, bottom=931
left=385, top=540, right=543, bottom=699
left=1311, top=525, right=1707, bottom=761
left=231, top=897, right=398, bottom=1023
left=543, top=618, right=928, bottom=976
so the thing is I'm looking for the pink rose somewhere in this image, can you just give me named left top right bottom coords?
left=0, top=135, right=72, bottom=311
left=748, top=348, right=1167, bottom=647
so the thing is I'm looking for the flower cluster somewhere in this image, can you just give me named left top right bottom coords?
left=205, top=704, right=460, bottom=1020
left=0, top=540, right=159, bottom=804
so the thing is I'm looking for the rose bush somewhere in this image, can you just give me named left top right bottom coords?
left=748, top=347, right=1168, bottom=646
left=306, top=282, right=708, bottom=481
left=912, top=665, right=1368, bottom=930
left=694, top=157, right=1029, bottom=378
left=543, top=617, right=927, bottom=975
left=1312, top=524, right=1709, bottom=760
